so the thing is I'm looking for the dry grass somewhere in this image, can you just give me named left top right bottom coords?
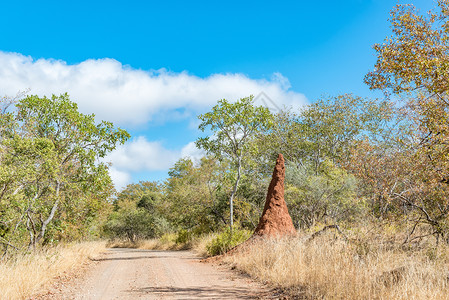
left=191, top=233, right=217, bottom=257
left=107, top=233, right=218, bottom=257
left=107, top=233, right=182, bottom=250
left=224, top=233, right=449, bottom=299
left=0, top=241, right=106, bottom=300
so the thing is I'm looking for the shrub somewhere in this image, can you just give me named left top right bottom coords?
left=102, top=208, right=156, bottom=242
left=175, top=229, right=193, bottom=244
left=206, top=227, right=251, bottom=256
left=285, top=159, right=362, bottom=228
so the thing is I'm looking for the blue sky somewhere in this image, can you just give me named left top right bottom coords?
left=0, top=0, right=434, bottom=189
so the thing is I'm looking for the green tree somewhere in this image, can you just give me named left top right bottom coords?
left=115, top=181, right=162, bottom=210
left=257, top=94, right=392, bottom=172
left=285, top=159, right=359, bottom=228
left=103, top=208, right=156, bottom=243
left=0, top=94, right=129, bottom=252
left=195, top=96, right=273, bottom=231
left=104, top=180, right=169, bottom=242
left=164, top=157, right=227, bottom=233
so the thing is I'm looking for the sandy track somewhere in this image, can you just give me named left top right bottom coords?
left=37, top=248, right=270, bottom=299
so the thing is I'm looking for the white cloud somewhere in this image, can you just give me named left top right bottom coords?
left=0, top=51, right=308, bottom=189
left=108, top=167, right=132, bottom=191
left=0, top=51, right=308, bottom=126
left=105, top=136, right=179, bottom=172
left=181, top=141, right=205, bottom=162
left=105, top=137, right=205, bottom=189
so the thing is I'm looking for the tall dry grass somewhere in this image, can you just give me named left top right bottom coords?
left=224, top=234, right=449, bottom=299
left=0, top=241, right=106, bottom=300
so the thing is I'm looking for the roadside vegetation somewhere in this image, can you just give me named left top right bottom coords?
left=0, top=93, right=129, bottom=256
left=0, top=241, right=106, bottom=300
left=0, top=93, right=128, bottom=299
left=2, top=1, right=449, bottom=299
left=225, top=233, right=449, bottom=299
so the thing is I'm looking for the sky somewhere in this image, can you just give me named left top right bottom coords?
left=0, top=0, right=435, bottom=189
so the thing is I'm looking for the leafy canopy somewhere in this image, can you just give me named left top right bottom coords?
left=365, top=1, right=449, bottom=95
left=196, top=95, right=273, bottom=162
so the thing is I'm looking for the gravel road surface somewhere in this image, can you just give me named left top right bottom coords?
left=36, top=248, right=271, bottom=299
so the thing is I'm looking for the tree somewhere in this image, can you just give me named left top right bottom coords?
left=364, top=1, right=449, bottom=171
left=196, top=96, right=273, bottom=232
left=115, top=181, right=161, bottom=210
left=163, top=157, right=228, bottom=233
left=364, top=1, right=449, bottom=242
left=364, top=1, right=449, bottom=95
left=0, top=94, right=129, bottom=252
left=104, top=180, right=170, bottom=242
left=257, top=94, right=392, bottom=172
left=285, top=159, right=359, bottom=229
left=103, top=208, right=156, bottom=243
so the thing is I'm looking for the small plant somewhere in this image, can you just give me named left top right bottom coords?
left=206, top=227, right=251, bottom=256
left=160, top=233, right=177, bottom=244
left=175, top=229, right=193, bottom=244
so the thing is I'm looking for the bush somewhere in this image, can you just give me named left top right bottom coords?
left=175, top=229, right=193, bottom=244
left=102, top=208, right=156, bottom=242
left=206, top=227, right=251, bottom=256
left=285, top=159, right=361, bottom=228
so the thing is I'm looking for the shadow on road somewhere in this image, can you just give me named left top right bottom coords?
left=90, top=255, right=173, bottom=261
left=127, top=286, right=265, bottom=299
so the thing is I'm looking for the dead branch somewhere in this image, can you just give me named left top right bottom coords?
left=308, top=224, right=349, bottom=242
left=402, top=217, right=422, bottom=245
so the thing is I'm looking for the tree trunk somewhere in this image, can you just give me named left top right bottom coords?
left=36, top=181, right=60, bottom=245
left=229, top=156, right=242, bottom=236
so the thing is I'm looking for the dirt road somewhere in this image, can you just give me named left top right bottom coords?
left=38, top=248, right=271, bottom=299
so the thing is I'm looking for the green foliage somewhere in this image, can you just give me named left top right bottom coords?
left=196, top=95, right=273, bottom=229
left=104, top=181, right=168, bottom=242
left=175, top=229, right=193, bottom=244
left=0, top=93, right=129, bottom=254
left=196, top=96, right=273, bottom=162
left=115, top=181, right=161, bottom=209
left=137, top=192, right=160, bottom=212
left=232, top=176, right=267, bottom=228
left=103, top=208, right=156, bottom=243
left=285, top=159, right=360, bottom=229
left=163, top=156, right=227, bottom=233
left=257, top=94, right=393, bottom=170
left=206, top=227, right=251, bottom=256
